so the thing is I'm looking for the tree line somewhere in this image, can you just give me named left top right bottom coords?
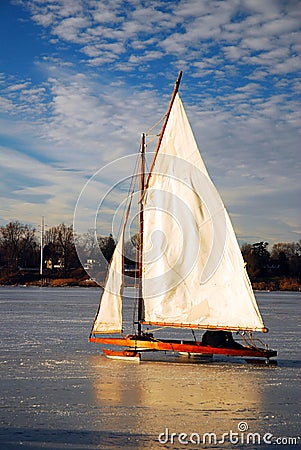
left=0, top=221, right=300, bottom=288
left=241, top=241, right=301, bottom=280
left=241, top=241, right=301, bottom=290
left=0, top=221, right=115, bottom=280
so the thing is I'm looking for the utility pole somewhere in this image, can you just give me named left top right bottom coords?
left=40, top=216, right=45, bottom=276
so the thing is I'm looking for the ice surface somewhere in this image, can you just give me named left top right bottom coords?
left=0, top=287, right=300, bottom=449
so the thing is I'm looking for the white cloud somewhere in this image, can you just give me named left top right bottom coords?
left=236, top=83, right=259, bottom=93
left=0, top=97, right=14, bottom=113
left=53, top=16, right=91, bottom=43
left=222, top=45, right=248, bottom=61
left=7, top=82, right=30, bottom=91
left=2, top=0, right=300, bottom=243
left=0, top=145, right=80, bottom=226
left=32, top=12, right=54, bottom=27
left=12, top=0, right=301, bottom=81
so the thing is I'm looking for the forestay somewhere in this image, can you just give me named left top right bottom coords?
left=142, top=93, right=265, bottom=332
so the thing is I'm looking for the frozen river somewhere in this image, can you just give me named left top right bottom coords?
left=0, top=287, right=300, bottom=449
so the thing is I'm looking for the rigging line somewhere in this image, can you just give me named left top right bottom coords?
left=132, top=295, right=137, bottom=334
left=115, top=145, right=141, bottom=241
left=248, top=332, right=267, bottom=350
left=145, top=134, right=160, bottom=146
left=102, top=146, right=140, bottom=337
left=127, top=140, right=146, bottom=334
left=145, top=114, right=165, bottom=135
left=239, top=331, right=267, bottom=350
left=239, top=331, right=249, bottom=344
left=147, top=326, right=166, bottom=332
left=191, top=329, right=197, bottom=342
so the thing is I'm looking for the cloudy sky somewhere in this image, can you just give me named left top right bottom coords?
left=0, top=0, right=300, bottom=245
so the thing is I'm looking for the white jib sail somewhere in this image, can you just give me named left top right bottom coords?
left=92, top=228, right=124, bottom=334
left=142, top=93, right=265, bottom=332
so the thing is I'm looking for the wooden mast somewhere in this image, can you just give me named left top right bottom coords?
left=137, top=133, right=145, bottom=336
left=144, top=70, right=182, bottom=191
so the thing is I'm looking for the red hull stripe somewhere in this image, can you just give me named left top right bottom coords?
left=89, top=337, right=277, bottom=358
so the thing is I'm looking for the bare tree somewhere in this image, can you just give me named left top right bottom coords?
left=43, top=223, right=78, bottom=274
left=0, top=221, right=38, bottom=271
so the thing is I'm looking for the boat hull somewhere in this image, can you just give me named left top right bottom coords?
left=90, top=336, right=277, bottom=361
left=102, top=348, right=141, bottom=362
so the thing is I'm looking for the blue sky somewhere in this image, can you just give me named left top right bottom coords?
left=0, top=0, right=300, bottom=245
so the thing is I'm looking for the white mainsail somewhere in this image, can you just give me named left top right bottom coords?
left=142, top=93, right=265, bottom=332
left=91, top=228, right=124, bottom=334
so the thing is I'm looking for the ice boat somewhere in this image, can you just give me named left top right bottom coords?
left=89, top=72, right=277, bottom=364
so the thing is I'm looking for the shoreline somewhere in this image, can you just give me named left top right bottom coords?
left=0, top=268, right=300, bottom=291
left=0, top=278, right=300, bottom=292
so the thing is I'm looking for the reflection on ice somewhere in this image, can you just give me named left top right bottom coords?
left=89, top=354, right=265, bottom=439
